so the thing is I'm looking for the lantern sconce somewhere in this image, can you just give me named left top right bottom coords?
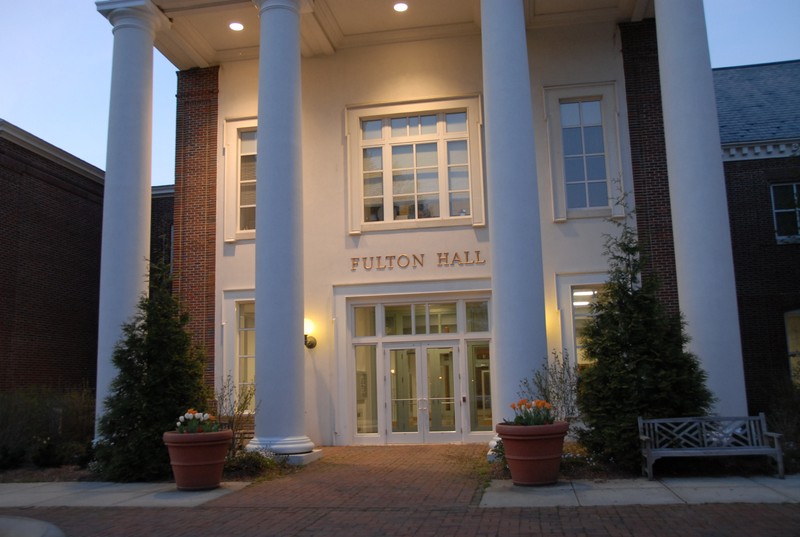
left=304, top=318, right=317, bottom=349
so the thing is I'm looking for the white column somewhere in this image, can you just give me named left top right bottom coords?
left=95, top=0, right=168, bottom=432
left=481, top=0, right=548, bottom=420
left=249, top=0, right=314, bottom=455
left=655, top=0, right=747, bottom=414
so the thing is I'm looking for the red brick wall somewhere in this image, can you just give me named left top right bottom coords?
left=0, top=137, right=103, bottom=391
left=618, top=19, right=680, bottom=317
left=725, top=157, right=800, bottom=411
left=172, top=67, right=219, bottom=385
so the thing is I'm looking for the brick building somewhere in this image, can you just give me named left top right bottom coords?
left=93, top=0, right=753, bottom=454
left=715, top=61, right=800, bottom=411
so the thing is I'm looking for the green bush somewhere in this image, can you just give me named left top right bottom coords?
left=576, top=210, right=713, bottom=472
left=94, top=263, right=209, bottom=482
left=0, top=386, right=95, bottom=469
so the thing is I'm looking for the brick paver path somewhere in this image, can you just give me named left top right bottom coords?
left=2, top=445, right=798, bottom=536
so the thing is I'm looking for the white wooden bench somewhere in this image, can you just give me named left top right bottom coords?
left=637, top=413, right=784, bottom=480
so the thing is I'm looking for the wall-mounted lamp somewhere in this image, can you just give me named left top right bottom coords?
left=304, top=318, right=317, bottom=349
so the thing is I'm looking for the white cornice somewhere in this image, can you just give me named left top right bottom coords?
left=721, top=140, right=800, bottom=162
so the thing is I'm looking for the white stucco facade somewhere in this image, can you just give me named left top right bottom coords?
left=95, top=0, right=748, bottom=450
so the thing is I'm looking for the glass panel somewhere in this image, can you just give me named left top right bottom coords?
left=416, top=143, right=438, bottom=167
left=429, top=303, right=457, bottom=334
left=363, top=173, right=383, bottom=197
left=392, top=145, right=413, bottom=169
left=239, top=303, right=255, bottom=328
left=587, top=181, right=608, bottom=207
left=776, top=212, right=798, bottom=236
left=566, top=183, right=586, bottom=209
left=362, top=147, right=382, bottom=172
left=238, top=302, right=256, bottom=410
left=466, top=301, right=489, bottom=332
left=355, top=346, right=378, bottom=434
left=445, top=112, right=467, bottom=133
left=364, top=200, right=384, bottom=222
left=447, top=140, right=468, bottom=165
left=240, top=207, right=256, bottom=230
left=417, top=170, right=438, bottom=193
left=390, top=348, right=418, bottom=432
left=362, top=119, right=382, bottom=140
left=415, top=304, right=427, bottom=335
left=450, top=192, right=470, bottom=216
left=354, top=306, right=376, bottom=337
left=417, top=195, right=440, bottom=218
left=393, top=196, right=416, bottom=220
left=239, top=356, right=255, bottom=385
left=560, top=102, right=580, bottom=127
left=385, top=305, right=412, bottom=335
left=392, top=171, right=414, bottom=194
left=240, top=154, right=256, bottom=181
left=240, top=130, right=257, bottom=153
left=564, top=157, right=585, bottom=182
left=467, top=341, right=491, bottom=431
left=391, top=117, right=408, bottom=137
left=240, top=183, right=256, bottom=205
left=583, top=126, right=605, bottom=154
left=420, top=114, right=437, bottom=134
left=581, top=100, right=602, bottom=125
left=562, top=127, right=583, bottom=155
left=586, top=155, right=606, bottom=180
left=448, top=166, right=469, bottom=191
left=427, top=348, right=455, bottom=432
left=773, top=184, right=796, bottom=210
left=787, top=312, right=800, bottom=386
left=239, top=330, right=256, bottom=356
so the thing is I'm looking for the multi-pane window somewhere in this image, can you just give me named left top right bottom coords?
left=545, top=83, right=624, bottom=221
left=572, top=286, right=600, bottom=365
left=237, top=302, right=256, bottom=410
left=238, top=130, right=257, bottom=231
left=348, top=97, right=484, bottom=233
left=771, top=182, right=800, bottom=243
left=561, top=99, right=609, bottom=210
left=361, top=112, right=471, bottom=223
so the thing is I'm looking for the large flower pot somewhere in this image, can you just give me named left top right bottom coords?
left=163, top=429, right=233, bottom=490
left=496, top=421, right=569, bottom=486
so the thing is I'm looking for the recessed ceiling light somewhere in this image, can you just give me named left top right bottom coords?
left=229, top=22, right=244, bottom=31
left=394, top=2, right=408, bottom=12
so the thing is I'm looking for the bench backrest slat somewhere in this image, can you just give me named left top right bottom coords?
left=638, top=414, right=769, bottom=449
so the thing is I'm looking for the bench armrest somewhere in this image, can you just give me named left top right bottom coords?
left=765, top=431, right=783, bottom=449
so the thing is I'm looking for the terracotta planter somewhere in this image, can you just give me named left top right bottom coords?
left=163, top=429, right=233, bottom=490
left=496, top=421, right=569, bottom=486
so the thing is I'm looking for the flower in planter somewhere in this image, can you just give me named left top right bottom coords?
left=175, top=409, right=220, bottom=433
left=505, top=398, right=555, bottom=426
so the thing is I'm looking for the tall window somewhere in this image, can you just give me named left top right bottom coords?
left=771, top=182, right=800, bottom=244
left=347, top=97, right=484, bottom=233
left=237, top=302, right=256, bottom=410
left=786, top=311, right=800, bottom=387
left=561, top=99, right=608, bottom=210
left=572, top=286, right=600, bottom=365
left=238, top=130, right=257, bottom=231
left=545, top=83, right=624, bottom=221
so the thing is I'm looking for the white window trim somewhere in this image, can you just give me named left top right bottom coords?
left=345, top=96, right=485, bottom=235
left=220, top=290, right=256, bottom=404
left=771, top=182, right=800, bottom=244
left=223, top=117, right=258, bottom=243
left=544, top=83, right=625, bottom=222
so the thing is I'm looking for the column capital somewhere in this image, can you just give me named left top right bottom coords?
left=253, top=0, right=303, bottom=16
left=96, top=0, right=170, bottom=34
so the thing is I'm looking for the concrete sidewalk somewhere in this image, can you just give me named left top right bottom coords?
left=481, top=475, right=800, bottom=507
left=1, top=475, right=797, bottom=509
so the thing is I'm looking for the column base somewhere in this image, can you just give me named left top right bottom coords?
left=246, top=434, right=315, bottom=456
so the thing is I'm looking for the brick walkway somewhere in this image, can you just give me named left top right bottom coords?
left=2, top=445, right=799, bottom=536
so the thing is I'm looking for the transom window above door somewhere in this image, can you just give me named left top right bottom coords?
left=347, top=97, right=485, bottom=234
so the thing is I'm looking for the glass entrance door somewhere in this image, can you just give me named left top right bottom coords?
left=386, top=344, right=461, bottom=443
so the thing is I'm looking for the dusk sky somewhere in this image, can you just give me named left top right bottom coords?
left=1, top=1, right=798, bottom=186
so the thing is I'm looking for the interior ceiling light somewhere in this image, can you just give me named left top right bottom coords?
left=229, top=22, right=244, bottom=31
left=394, top=2, right=408, bottom=12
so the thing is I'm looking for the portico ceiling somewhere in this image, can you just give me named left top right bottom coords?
left=152, top=0, right=654, bottom=70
